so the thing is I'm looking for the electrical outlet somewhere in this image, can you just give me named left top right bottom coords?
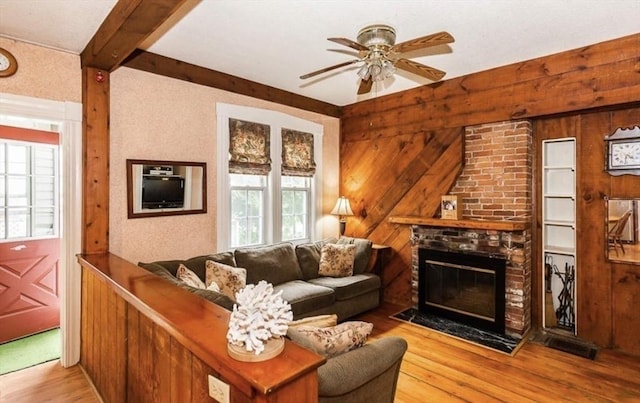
left=208, top=374, right=230, bottom=403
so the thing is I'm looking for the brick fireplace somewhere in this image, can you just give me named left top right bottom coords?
left=409, top=120, right=532, bottom=338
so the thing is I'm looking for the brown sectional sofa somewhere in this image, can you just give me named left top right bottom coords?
left=139, top=237, right=406, bottom=403
left=138, top=236, right=381, bottom=322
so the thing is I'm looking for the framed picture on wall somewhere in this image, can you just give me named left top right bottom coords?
left=441, top=195, right=461, bottom=220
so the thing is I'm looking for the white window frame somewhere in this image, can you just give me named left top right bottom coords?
left=216, top=103, right=323, bottom=251
left=0, top=139, right=60, bottom=241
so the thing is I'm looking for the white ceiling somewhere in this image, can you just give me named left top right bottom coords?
left=1, top=0, right=639, bottom=106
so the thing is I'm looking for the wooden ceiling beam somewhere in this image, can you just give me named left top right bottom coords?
left=123, top=50, right=342, bottom=118
left=81, top=0, right=189, bottom=71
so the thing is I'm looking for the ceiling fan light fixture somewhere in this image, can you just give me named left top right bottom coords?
left=357, top=24, right=396, bottom=48
left=357, top=63, right=371, bottom=80
left=301, top=24, right=452, bottom=94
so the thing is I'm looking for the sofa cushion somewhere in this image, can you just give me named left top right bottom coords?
left=177, top=264, right=206, bottom=289
left=336, top=237, right=373, bottom=274
left=234, top=242, right=303, bottom=285
left=138, top=262, right=235, bottom=311
left=295, top=238, right=336, bottom=280
left=139, top=251, right=236, bottom=282
left=287, top=321, right=373, bottom=358
left=308, top=273, right=381, bottom=301
left=318, top=243, right=356, bottom=277
left=205, top=260, right=247, bottom=299
left=273, top=280, right=335, bottom=316
left=288, top=314, right=338, bottom=329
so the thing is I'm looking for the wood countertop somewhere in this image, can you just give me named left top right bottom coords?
left=77, top=253, right=325, bottom=397
left=388, top=216, right=529, bottom=231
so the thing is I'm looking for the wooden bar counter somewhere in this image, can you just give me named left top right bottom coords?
left=77, top=253, right=325, bottom=403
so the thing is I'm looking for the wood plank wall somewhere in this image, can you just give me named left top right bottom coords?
left=534, top=107, right=640, bottom=355
left=80, top=268, right=244, bottom=402
left=340, top=33, right=640, bottom=352
left=79, top=255, right=323, bottom=403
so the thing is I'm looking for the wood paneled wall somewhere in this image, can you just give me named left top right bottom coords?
left=79, top=255, right=323, bottom=402
left=81, top=268, right=227, bottom=402
left=534, top=107, right=640, bottom=354
left=340, top=33, right=640, bottom=353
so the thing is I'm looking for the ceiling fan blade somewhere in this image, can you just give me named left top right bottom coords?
left=392, top=31, right=454, bottom=54
left=357, top=77, right=373, bottom=95
left=395, top=58, right=446, bottom=81
left=300, top=59, right=360, bottom=79
left=328, top=37, right=369, bottom=51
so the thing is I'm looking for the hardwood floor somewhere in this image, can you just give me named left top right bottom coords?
left=360, top=304, right=640, bottom=403
left=0, top=360, right=99, bottom=402
left=1, top=303, right=639, bottom=402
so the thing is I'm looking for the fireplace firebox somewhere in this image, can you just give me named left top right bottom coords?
left=418, top=248, right=506, bottom=334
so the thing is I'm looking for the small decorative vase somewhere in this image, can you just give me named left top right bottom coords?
left=227, top=337, right=285, bottom=362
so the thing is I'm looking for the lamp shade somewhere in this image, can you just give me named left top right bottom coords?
left=331, top=197, right=354, bottom=217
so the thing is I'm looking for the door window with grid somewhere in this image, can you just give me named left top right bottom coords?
left=0, top=140, right=59, bottom=240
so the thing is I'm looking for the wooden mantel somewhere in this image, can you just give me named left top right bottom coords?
left=388, top=216, right=529, bottom=231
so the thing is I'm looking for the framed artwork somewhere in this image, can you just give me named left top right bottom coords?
left=441, top=195, right=461, bottom=220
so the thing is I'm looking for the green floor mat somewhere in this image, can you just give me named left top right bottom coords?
left=0, top=328, right=61, bottom=375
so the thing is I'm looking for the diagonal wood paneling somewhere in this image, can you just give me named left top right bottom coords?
left=340, top=125, right=464, bottom=305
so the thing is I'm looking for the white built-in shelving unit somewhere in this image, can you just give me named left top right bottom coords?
left=542, top=138, right=577, bottom=334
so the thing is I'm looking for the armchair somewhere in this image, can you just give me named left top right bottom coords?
left=317, top=336, right=407, bottom=403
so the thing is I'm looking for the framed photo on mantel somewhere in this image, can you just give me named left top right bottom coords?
left=441, top=195, right=462, bottom=220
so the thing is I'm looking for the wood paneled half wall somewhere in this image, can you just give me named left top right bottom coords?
left=78, top=253, right=324, bottom=402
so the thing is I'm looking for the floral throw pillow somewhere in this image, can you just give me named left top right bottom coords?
left=176, top=264, right=206, bottom=289
left=318, top=243, right=356, bottom=277
left=205, top=260, right=247, bottom=299
left=287, top=321, right=373, bottom=358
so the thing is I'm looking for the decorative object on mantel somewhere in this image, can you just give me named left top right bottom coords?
left=331, top=196, right=355, bottom=236
left=441, top=195, right=462, bottom=220
left=604, top=126, right=640, bottom=176
left=226, top=281, right=293, bottom=362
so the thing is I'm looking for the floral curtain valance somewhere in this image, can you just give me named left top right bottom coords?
left=281, top=128, right=316, bottom=177
left=229, top=118, right=271, bottom=175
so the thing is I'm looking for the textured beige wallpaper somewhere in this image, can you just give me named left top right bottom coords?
left=0, top=38, right=81, bottom=102
left=110, top=67, right=340, bottom=263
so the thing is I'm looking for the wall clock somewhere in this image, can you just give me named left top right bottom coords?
left=605, top=126, right=640, bottom=176
left=0, top=47, right=18, bottom=77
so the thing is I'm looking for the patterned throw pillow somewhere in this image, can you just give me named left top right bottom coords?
left=318, top=243, right=356, bottom=277
left=287, top=321, right=373, bottom=358
left=205, top=260, right=247, bottom=299
left=176, top=264, right=206, bottom=289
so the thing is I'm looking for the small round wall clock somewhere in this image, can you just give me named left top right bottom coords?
left=0, top=47, right=18, bottom=77
left=605, top=126, right=640, bottom=176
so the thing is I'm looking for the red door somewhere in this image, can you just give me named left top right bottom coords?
left=0, top=125, right=60, bottom=343
left=0, top=238, right=60, bottom=343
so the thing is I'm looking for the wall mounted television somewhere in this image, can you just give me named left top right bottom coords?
left=141, top=175, right=185, bottom=209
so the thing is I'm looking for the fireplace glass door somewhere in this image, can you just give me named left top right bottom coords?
left=425, top=260, right=496, bottom=320
left=419, top=248, right=506, bottom=334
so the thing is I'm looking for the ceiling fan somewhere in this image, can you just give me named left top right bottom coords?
left=300, top=24, right=454, bottom=95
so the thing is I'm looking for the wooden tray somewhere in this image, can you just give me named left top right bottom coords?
left=227, top=337, right=285, bottom=362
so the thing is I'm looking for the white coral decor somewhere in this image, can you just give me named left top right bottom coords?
left=226, top=281, right=293, bottom=355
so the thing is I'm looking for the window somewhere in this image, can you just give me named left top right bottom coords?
left=217, top=104, right=322, bottom=250
left=281, top=176, right=310, bottom=241
left=0, top=140, right=59, bottom=240
left=230, top=173, right=266, bottom=246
